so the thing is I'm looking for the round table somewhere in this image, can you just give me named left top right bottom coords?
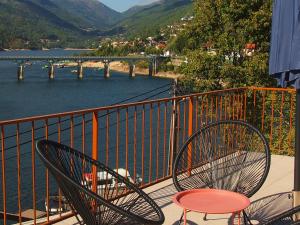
left=172, top=189, right=250, bottom=225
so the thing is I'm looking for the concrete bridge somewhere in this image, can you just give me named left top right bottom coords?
left=0, top=56, right=161, bottom=80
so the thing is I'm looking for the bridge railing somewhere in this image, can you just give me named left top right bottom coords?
left=0, top=87, right=295, bottom=224
left=0, top=55, right=158, bottom=61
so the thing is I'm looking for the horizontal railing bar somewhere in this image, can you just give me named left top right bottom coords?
left=248, top=86, right=296, bottom=93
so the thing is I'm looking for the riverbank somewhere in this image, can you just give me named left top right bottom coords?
left=64, top=48, right=95, bottom=51
left=63, top=61, right=183, bottom=79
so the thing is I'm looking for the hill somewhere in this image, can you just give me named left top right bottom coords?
left=0, top=0, right=193, bottom=49
left=48, top=0, right=121, bottom=29
left=0, top=0, right=121, bottom=49
left=122, top=1, right=160, bottom=17
left=118, top=0, right=193, bottom=37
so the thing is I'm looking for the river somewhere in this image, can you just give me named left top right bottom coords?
left=0, top=49, right=172, bottom=121
left=0, top=50, right=173, bottom=223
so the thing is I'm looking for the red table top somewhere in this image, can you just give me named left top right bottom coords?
left=172, top=189, right=250, bottom=214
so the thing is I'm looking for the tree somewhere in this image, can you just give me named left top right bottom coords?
left=178, top=0, right=275, bottom=93
left=167, top=33, right=189, bottom=54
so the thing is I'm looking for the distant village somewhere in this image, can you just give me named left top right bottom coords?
left=97, top=16, right=195, bottom=57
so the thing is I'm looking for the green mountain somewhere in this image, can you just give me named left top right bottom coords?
left=48, top=0, right=121, bottom=29
left=118, top=0, right=193, bottom=37
left=0, top=0, right=121, bottom=49
left=0, top=0, right=193, bottom=49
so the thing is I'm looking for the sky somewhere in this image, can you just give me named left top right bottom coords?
left=99, top=0, right=159, bottom=12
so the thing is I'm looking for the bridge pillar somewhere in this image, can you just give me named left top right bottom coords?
left=17, top=64, right=24, bottom=80
left=48, top=64, right=55, bottom=80
left=129, top=63, right=136, bottom=78
left=154, top=58, right=158, bottom=75
left=149, top=61, right=153, bottom=77
left=104, top=62, right=110, bottom=78
left=77, top=63, right=84, bottom=79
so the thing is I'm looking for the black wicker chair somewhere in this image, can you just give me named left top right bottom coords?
left=172, top=120, right=271, bottom=223
left=173, top=120, right=271, bottom=196
left=238, top=192, right=300, bottom=225
left=36, top=140, right=165, bottom=225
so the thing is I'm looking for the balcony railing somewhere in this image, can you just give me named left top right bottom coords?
left=0, top=86, right=296, bottom=224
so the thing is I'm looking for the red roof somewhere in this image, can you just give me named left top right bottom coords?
left=245, top=43, right=256, bottom=49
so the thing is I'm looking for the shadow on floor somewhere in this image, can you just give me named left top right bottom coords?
left=147, top=182, right=177, bottom=209
left=171, top=220, right=198, bottom=225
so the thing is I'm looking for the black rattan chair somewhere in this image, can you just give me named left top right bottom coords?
left=172, top=120, right=271, bottom=223
left=36, top=140, right=165, bottom=225
left=238, top=192, right=300, bottom=225
left=173, top=120, right=271, bottom=196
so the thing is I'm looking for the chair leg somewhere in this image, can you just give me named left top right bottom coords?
left=74, top=210, right=84, bottom=224
left=68, top=203, right=84, bottom=225
left=243, top=210, right=252, bottom=225
left=178, top=211, right=184, bottom=225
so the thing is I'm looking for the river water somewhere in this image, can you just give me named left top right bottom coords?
left=0, top=49, right=172, bottom=121
left=0, top=50, right=173, bottom=223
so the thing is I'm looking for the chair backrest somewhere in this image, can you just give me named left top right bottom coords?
left=172, top=120, right=271, bottom=198
left=36, top=140, right=165, bottom=225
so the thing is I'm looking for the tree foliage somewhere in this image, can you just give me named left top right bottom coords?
left=121, top=0, right=193, bottom=38
left=177, top=0, right=275, bottom=93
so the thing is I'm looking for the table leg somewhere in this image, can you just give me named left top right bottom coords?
left=231, top=212, right=241, bottom=225
left=184, top=209, right=187, bottom=225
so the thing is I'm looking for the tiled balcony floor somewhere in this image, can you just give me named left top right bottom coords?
left=31, top=154, right=294, bottom=225
left=144, top=155, right=294, bottom=225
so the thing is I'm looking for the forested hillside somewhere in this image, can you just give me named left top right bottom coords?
left=116, top=0, right=193, bottom=37
left=0, top=0, right=120, bottom=49
left=49, top=0, right=121, bottom=29
left=0, top=0, right=193, bottom=49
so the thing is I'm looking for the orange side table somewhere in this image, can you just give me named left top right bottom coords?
left=172, top=189, right=250, bottom=225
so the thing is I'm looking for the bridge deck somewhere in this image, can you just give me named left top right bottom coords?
left=0, top=56, right=158, bottom=61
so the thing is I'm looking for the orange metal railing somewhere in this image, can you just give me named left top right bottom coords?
left=247, top=87, right=296, bottom=155
left=0, top=87, right=296, bottom=224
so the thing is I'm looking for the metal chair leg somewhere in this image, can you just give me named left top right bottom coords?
left=243, top=210, right=253, bottom=225
left=178, top=211, right=184, bottom=225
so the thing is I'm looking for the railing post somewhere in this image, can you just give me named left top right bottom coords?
left=45, top=119, right=50, bottom=222
left=31, top=121, right=36, bottom=224
left=294, top=89, right=300, bottom=219
left=188, top=97, right=194, bottom=138
left=169, top=80, right=177, bottom=175
left=92, top=112, right=98, bottom=194
left=1, top=126, right=7, bottom=225
left=169, top=99, right=177, bottom=175
left=188, top=97, right=194, bottom=173
left=243, top=89, right=247, bottom=121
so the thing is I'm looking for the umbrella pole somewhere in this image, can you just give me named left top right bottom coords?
left=294, top=89, right=300, bottom=219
